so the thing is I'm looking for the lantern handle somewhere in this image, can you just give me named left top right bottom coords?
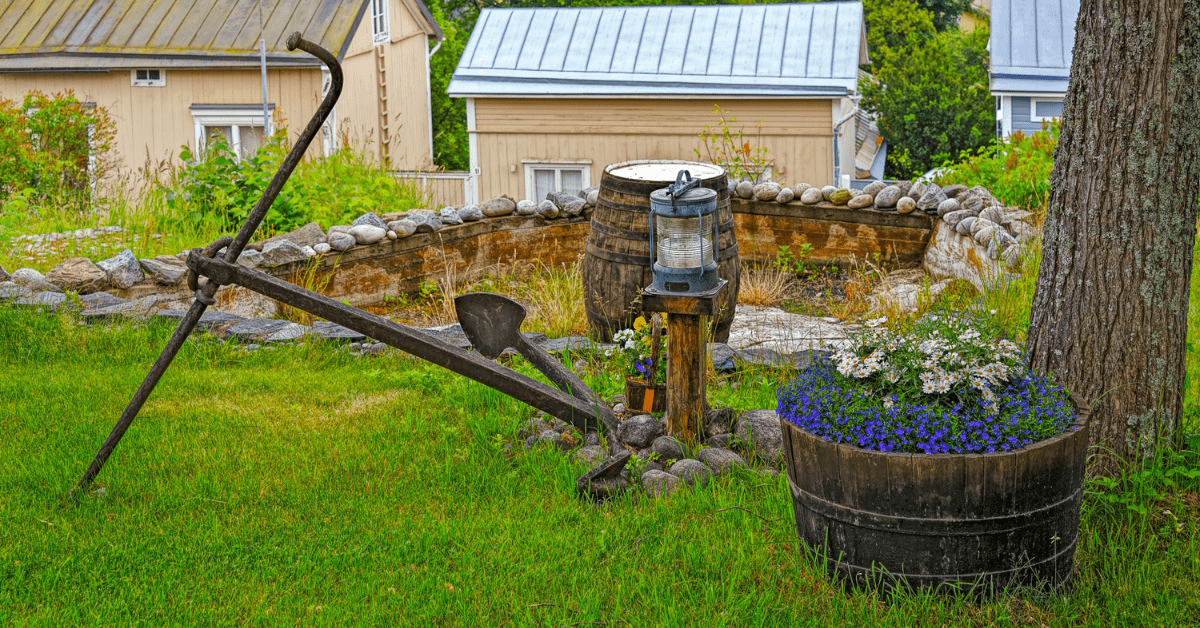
left=668, top=169, right=701, bottom=199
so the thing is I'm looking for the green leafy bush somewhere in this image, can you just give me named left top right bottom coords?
left=935, top=120, right=1059, bottom=214
left=860, top=0, right=994, bottom=178
left=0, top=91, right=115, bottom=208
left=163, top=131, right=430, bottom=235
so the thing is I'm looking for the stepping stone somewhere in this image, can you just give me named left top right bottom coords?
left=13, top=292, right=69, bottom=310
left=154, top=309, right=245, bottom=334
left=223, top=318, right=292, bottom=342
left=80, top=302, right=140, bottom=322
left=265, top=323, right=310, bottom=342
left=421, top=324, right=472, bottom=350
left=542, top=336, right=614, bottom=355
left=79, top=292, right=126, bottom=309
left=734, top=346, right=786, bottom=367
left=309, top=321, right=366, bottom=342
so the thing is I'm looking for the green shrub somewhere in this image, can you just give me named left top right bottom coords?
left=162, top=131, right=430, bottom=236
left=0, top=91, right=115, bottom=208
left=935, top=120, right=1059, bottom=214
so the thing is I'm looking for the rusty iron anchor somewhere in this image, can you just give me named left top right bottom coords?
left=71, top=33, right=618, bottom=496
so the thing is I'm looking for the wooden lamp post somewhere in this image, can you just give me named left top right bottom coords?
left=640, top=171, right=725, bottom=446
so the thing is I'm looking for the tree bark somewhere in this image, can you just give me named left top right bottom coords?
left=1028, top=0, right=1200, bottom=470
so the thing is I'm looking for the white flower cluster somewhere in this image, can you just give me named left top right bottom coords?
left=606, top=328, right=637, bottom=357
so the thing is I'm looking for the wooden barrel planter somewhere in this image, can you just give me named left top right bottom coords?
left=583, top=160, right=741, bottom=342
left=780, top=400, right=1090, bottom=594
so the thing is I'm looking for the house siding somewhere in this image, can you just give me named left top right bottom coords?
left=472, top=97, right=835, bottom=201
left=1010, top=96, right=1058, bottom=135
left=0, top=67, right=324, bottom=173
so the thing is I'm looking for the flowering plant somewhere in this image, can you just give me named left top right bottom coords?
left=606, top=316, right=668, bottom=382
left=777, top=314, right=1075, bottom=454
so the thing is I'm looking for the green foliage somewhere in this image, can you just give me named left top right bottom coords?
left=915, top=0, right=974, bottom=30
left=0, top=91, right=115, bottom=208
left=162, top=131, right=429, bottom=235
left=773, top=243, right=813, bottom=276
left=860, top=0, right=994, bottom=178
left=936, top=120, right=1059, bottom=213
left=428, top=1, right=469, bottom=171
left=693, top=106, right=773, bottom=183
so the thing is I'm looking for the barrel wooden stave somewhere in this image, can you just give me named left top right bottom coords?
left=583, top=161, right=740, bottom=343
left=781, top=409, right=1089, bottom=594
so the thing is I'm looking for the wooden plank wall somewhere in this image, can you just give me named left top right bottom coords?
left=472, top=98, right=835, bottom=201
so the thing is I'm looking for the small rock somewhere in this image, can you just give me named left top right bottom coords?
left=874, top=185, right=902, bottom=208
left=140, top=256, right=188, bottom=285
left=641, top=470, right=679, bottom=498
left=224, top=318, right=293, bottom=342
left=612, top=403, right=627, bottom=416
left=46, top=258, right=107, bottom=293
left=704, top=407, right=735, bottom=440
left=799, top=187, right=824, bottom=204
left=941, top=184, right=968, bottom=198
left=14, top=291, right=69, bottom=310
left=0, top=265, right=8, bottom=282
left=407, top=210, right=443, bottom=232
left=735, top=181, right=754, bottom=199
left=481, top=197, right=517, bottom=217
left=351, top=212, right=387, bottom=230
left=979, top=206, right=1006, bottom=225
left=267, top=222, right=326, bottom=249
left=828, top=189, right=852, bottom=205
left=583, top=432, right=601, bottom=447
left=309, top=321, right=364, bottom=342
left=265, top=322, right=310, bottom=342
left=439, top=206, right=464, bottom=226
left=847, top=194, right=874, bottom=209
left=536, top=200, right=559, bottom=219
left=707, top=433, right=736, bottom=449
left=617, top=414, right=664, bottom=449
left=650, top=436, right=687, bottom=462
left=735, top=409, right=784, bottom=463
left=709, top=343, right=736, bottom=372
left=348, top=225, right=387, bottom=245
left=548, top=192, right=585, bottom=216
left=908, top=182, right=927, bottom=200
left=937, top=198, right=961, bottom=217
left=697, top=448, right=746, bottom=475
left=96, top=249, right=145, bottom=290
left=893, top=181, right=913, bottom=198
left=775, top=187, right=795, bottom=203
left=237, top=249, right=264, bottom=268
left=0, top=281, right=32, bottom=300
left=896, top=197, right=918, bottom=214
left=916, top=183, right=948, bottom=213
left=974, top=225, right=996, bottom=246
left=576, top=451, right=632, bottom=500
left=753, top=181, right=781, bottom=201
left=586, top=190, right=599, bottom=207
left=668, top=459, right=714, bottom=488
left=327, top=232, right=356, bottom=252
left=388, top=219, right=418, bottom=237
left=260, top=239, right=306, bottom=267
left=385, top=231, right=397, bottom=241
left=515, top=200, right=537, bottom=216
left=862, top=180, right=887, bottom=196
left=575, top=445, right=609, bottom=465
left=942, top=209, right=976, bottom=228
left=956, top=216, right=976, bottom=236
left=380, top=211, right=408, bottom=223
left=820, top=185, right=837, bottom=201
left=971, top=217, right=997, bottom=238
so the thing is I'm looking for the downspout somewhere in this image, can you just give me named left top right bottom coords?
left=832, top=95, right=861, bottom=187
left=425, top=38, right=442, bottom=163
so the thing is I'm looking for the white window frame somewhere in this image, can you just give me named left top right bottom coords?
left=370, top=0, right=390, bottom=46
left=130, top=69, right=165, bottom=87
left=320, top=67, right=338, bottom=157
left=522, top=160, right=592, bottom=203
left=189, top=105, right=274, bottom=161
left=1030, top=98, right=1064, bottom=123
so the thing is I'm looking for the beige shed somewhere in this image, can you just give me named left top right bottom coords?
left=0, top=0, right=442, bottom=174
left=448, top=2, right=869, bottom=205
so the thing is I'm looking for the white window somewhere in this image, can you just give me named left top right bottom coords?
left=189, top=104, right=274, bottom=161
left=130, top=69, right=165, bottom=87
left=1031, top=98, right=1064, bottom=122
left=522, top=160, right=591, bottom=203
left=370, top=0, right=390, bottom=45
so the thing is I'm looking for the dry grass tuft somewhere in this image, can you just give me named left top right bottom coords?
left=737, top=263, right=795, bottom=307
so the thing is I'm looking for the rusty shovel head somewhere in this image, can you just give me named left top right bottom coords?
left=454, top=292, right=528, bottom=359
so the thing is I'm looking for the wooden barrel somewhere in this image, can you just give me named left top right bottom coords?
left=780, top=401, right=1090, bottom=594
left=583, top=160, right=740, bottom=342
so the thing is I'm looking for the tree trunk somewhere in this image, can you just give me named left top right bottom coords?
left=1027, top=0, right=1200, bottom=470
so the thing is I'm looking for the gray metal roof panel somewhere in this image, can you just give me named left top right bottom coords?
left=0, top=0, right=379, bottom=70
left=450, top=2, right=866, bottom=98
left=990, top=0, right=1078, bottom=92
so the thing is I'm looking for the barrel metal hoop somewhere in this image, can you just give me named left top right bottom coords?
left=789, top=476, right=1083, bottom=537
left=585, top=241, right=739, bottom=266
left=597, top=197, right=730, bottom=217
left=822, top=534, right=1079, bottom=581
left=601, top=177, right=725, bottom=197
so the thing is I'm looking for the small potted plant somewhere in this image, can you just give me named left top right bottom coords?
left=608, top=315, right=668, bottom=414
left=776, top=313, right=1088, bottom=594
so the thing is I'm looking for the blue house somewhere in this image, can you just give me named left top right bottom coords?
left=990, top=0, right=1078, bottom=137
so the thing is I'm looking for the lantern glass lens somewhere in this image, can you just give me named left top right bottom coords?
left=655, top=213, right=714, bottom=269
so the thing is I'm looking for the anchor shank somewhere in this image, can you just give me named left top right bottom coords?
left=190, top=254, right=615, bottom=433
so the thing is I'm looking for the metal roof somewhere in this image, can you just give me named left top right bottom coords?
left=448, top=2, right=868, bottom=98
left=0, top=0, right=373, bottom=71
left=990, top=0, right=1078, bottom=94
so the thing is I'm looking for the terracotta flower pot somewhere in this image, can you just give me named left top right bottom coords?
left=624, top=376, right=666, bottom=414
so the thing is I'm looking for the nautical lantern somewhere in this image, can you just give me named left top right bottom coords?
left=648, top=170, right=719, bottom=294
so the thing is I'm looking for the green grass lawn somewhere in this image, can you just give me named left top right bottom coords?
left=0, top=308, right=1197, bottom=626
